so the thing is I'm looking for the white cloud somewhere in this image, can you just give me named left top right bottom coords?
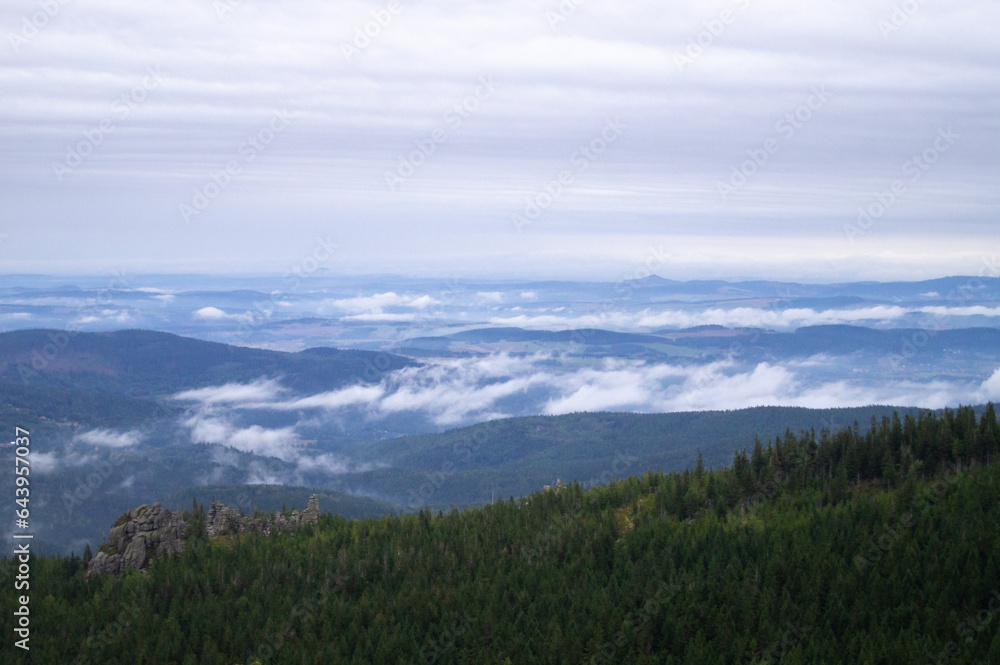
left=227, top=425, right=300, bottom=458
left=74, top=428, right=144, bottom=448
left=174, top=379, right=284, bottom=405
left=325, top=292, right=442, bottom=321
left=183, top=411, right=300, bottom=460
left=979, top=368, right=1000, bottom=403
left=185, top=414, right=233, bottom=445
left=245, top=461, right=285, bottom=485
left=918, top=306, right=1000, bottom=318
left=267, top=384, right=385, bottom=410
left=30, top=449, right=103, bottom=474
left=656, top=363, right=800, bottom=413
left=520, top=291, right=538, bottom=300
left=476, top=292, right=504, bottom=303
left=192, top=306, right=253, bottom=322
left=295, top=453, right=352, bottom=476
left=31, top=452, right=61, bottom=474
left=489, top=303, right=1000, bottom=332
left=409, top=295, right=440, bottom=309
left=71, top=309, right=134, bottom=326
left=329, top=292, right=440, bottom=312
left=173, top=358, right=1000, bottom=453
left=542, top=370, right=655, bottom=414
left=544, top=358, right=1000, bottom=415
left=180, top=409, right=362, bottom=481
left=368, top=355, right=1000, bottom=421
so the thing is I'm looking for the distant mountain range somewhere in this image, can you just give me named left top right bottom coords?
left=330, top=406, right=927, bottom=508
left=1, top=327, right=995, bottom=555
left=398, top=324, right=1000, bottom=367
left=0, top=328, right=418, bottom=395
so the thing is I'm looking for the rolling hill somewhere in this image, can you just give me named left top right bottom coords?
left=0, top=328, right=418, bottom=396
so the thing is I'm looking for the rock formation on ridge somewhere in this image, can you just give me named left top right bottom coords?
left=86, top=495, right=321, bottom=578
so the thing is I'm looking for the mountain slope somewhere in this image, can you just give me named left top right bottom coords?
left=336, top=405, right=926, bottom=506
left=9, top=404, right=1000, bottom=664
left=0, top=328, right=418, bottom=395
left=159, top=484, right=401, bottom=521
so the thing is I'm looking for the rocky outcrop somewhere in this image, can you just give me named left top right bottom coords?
left=86, top=502, right=187, bottom=579
left=543, top=478, right=566, bottom=493
left=207, top=494, right=320, bottom=537
left=87, top=495, right=321, bottom=578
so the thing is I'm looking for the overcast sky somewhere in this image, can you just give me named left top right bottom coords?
left=1, top=0, right=997, bottom=280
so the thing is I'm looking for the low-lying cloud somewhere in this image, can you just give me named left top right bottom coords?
left=174, top=379, right=284, bottom=405
left=489, top=304, right=1000, bottom=332
left=544, top=361, right=1000, bottom=414
left=183, top=411, right=299, bottom=460
left=173, top=355, right=1000, bottom=436
left=323, top=292, right=442, bottom=322
left=192, top=306, right=254, bottom=322
left=160, top=354, right=1000, bottom=486
left=74, top=428, right=144, bottom=448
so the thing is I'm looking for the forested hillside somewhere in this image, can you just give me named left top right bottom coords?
left=4, top=405, right=999, bottom=663
left=159, top=484, right=399, bottom=522
left=336, top=405, right=925, bottom=506
left=0, top=329, right=417, bottom=395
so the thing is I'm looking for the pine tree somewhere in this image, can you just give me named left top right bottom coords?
left=751, top=436, right=765, bottom=479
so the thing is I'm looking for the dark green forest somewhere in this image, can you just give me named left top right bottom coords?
left=3, top=405, right=1000, bottom=663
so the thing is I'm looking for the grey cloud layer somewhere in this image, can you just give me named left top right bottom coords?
left=2, top=0, right=998, bottom=277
